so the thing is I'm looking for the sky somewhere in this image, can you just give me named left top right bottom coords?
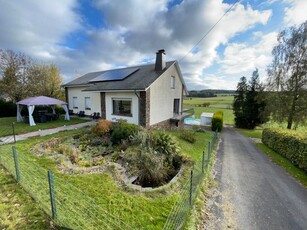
left=0, top=0, right=306, bottom=90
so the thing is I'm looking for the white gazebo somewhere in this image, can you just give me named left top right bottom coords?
left=16, top=96, right=70, bottom=126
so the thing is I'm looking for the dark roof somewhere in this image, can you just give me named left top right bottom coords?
left=63, top=61, right=177, bottom=91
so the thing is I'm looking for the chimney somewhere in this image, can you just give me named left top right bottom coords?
left=155, top=49, right=166, bottom=71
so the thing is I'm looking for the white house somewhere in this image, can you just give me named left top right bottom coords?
left=63, top=50, right=189, bottom=128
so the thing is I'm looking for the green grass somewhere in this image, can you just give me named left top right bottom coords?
left=257, top=143, right=307, bottom=188
left=0, top=116, right=88, bottom=137
left=0, top=165, right=50, bottom=229
left=184, top=96, right=234, bottom=125
left=0, top=129, right=214, bottom=229
left=237, top=128, right=263, bottom=139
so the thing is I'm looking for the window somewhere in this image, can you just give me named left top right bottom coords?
left=173, top=99, right=180, bottom=114
left=171, top=76, right=175, bottom=89
left=85, top=97, right=91, bottom=110
left=73, top=97, right=78, bottom=108
left=112, top=99, right=132, bottom=116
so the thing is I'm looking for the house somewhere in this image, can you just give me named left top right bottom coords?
left=63, top=50, right=189, bottom=128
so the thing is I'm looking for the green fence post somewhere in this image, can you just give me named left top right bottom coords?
left=12, top=122, right=16, bottom=143
left=12, top=146, right=20, bottom=182
left=202, top=150, right=206, bottom=173
left=48, top=170, right=57, bottom=220
left=189, top=170, right=193, bottom=206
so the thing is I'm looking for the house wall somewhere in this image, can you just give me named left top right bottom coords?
left=66, top=87, right=101, bottom=115
left=105, top=92, right=139, bottom=125
left=149, top=65, right=183, bottom=126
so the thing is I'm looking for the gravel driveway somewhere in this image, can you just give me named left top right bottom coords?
left=204, top=127, right=307, bottom=230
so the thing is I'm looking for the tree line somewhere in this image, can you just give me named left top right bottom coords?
left=233, top=20, right=307, bottom=130
left=0, top=49, right=64, bottom=102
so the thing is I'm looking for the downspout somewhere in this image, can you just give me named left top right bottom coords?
left=134, top=90, right=141, bottom=126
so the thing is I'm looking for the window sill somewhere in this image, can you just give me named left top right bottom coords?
left=112, top=113, right=132, bottom=117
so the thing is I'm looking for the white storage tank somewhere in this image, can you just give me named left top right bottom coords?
left=200, top=112, right=214, bottom=126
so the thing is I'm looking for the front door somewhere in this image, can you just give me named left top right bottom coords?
left=173, top=99, right=180, bottom=115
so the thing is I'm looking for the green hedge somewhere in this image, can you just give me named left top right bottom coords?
left=0, top=99, right=16, bottom=117
left=262, top=128, right=307, bottom=172
left=211, top=110, right=223, bottom=132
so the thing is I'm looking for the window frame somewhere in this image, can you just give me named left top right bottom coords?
left=112, top=98, right=132, bottom=117
left=85, top=97, right=91, bottom=110
left=73, top=97, right=78, bottom=109
left=171, top=76, right=175, bottom=89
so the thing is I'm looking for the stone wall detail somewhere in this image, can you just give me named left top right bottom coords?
left=100, top=92, right=106, bottom=119
left=139, top=89, right=150, bottom=127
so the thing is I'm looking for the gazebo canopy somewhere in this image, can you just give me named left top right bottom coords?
left=17, top=96, right=67, bottom=106
left=16, top=96, right=70, bottom=126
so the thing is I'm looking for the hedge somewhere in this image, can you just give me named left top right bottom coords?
left=211, top=110, right=223, bottom=132
left=262, top=128, right=307, bottom=172
left=0, top=99, right=16, bottom=117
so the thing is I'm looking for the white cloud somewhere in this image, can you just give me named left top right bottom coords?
left=283, top=0, right=307, bottom=26
left=0, top=0, right=81, bottom=59
left=221, top=32, right=278, bottom=75
left=0, top=0, right=277, bottom=89
left=214, top=32, right=278, bottom=88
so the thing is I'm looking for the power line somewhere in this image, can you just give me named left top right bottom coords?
left=179, top=0, right=241, bottom=62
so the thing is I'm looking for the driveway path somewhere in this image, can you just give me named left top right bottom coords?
left=206, top=127, right=307, bottom=230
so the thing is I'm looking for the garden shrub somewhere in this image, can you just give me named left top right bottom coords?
left=111, top=121, right=140, bottom=144
left=129, top=130, right=155, bottom=149
left=69, top=147, right=81, bottom=164
left=92, top=119, right=112, bottom=136
left=0, top=99, right=16, bottom=117
left=211, top=110, right=223, bottom=132
left=132, top=150, right=170, bottom=187
left=179, top=130, right=196, bottom=143
left=153, top=131, right=179, bottom=157
left=262, top=128, right=307, bottom=172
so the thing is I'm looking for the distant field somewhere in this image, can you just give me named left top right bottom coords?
left=183, top=95, right=234, bottom=125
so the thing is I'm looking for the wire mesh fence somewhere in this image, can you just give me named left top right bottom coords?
left=0, top=130, right=219, bottom=229
left=0, top=122, right=16, bottom=145
left=163, top=130, right=218, bottom=230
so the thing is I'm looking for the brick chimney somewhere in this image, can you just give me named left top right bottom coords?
left=155, top=49, right=166, bottom=71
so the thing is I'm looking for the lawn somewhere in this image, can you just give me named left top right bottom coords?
left=237, top=128, right=263, bottom=139
left=0, top=165, right=50, bottom=229
left=183, top=96, right=235, bottom=125
left=0, top=116, right=88, bottom=137
left=0, top=128, right=214, bottom=229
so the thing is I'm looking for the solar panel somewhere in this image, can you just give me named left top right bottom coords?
left=89, top=67, right=139, bottom=82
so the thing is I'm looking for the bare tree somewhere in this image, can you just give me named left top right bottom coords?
left=266, top=21, right=307, bottom=129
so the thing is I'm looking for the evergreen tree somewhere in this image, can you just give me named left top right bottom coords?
left=233, top=70, right=268, bottom=129
left=233, top=76, right=247, bottom=128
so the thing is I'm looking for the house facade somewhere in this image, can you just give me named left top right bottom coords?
left=63, top=50, right=188, bottom=128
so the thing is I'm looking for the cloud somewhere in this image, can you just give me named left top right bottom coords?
left=220, top=32, right=277, bottom=75
left=0, top=0, right=82, bottom=59
left=283, top=0, right=307, bottom=26
left=0, top=0, right=275, bottom=89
